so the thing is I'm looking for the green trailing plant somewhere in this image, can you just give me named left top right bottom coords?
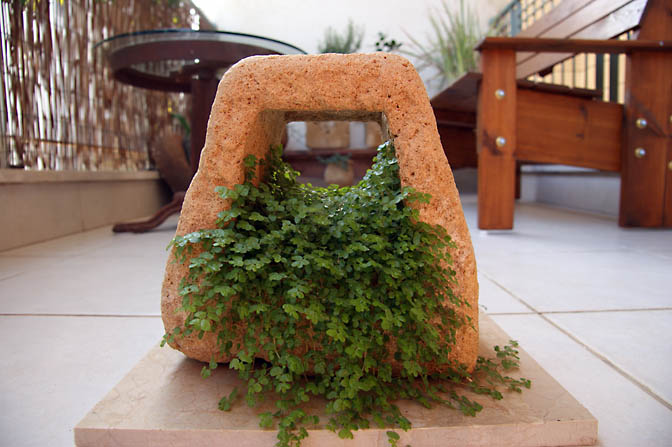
left=403, top=0, right=482, bottom=88
left=163, top=142, right=530, bottom=447
left=318, top=19, right=364, bottom=54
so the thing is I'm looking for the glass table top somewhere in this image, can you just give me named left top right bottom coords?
left=95, top=29, right=307, bottom=92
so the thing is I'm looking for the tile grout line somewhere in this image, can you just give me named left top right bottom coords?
left=474, top=246, right=668, bottom=256
left=630, top=247, right=672, bottom=262
left=480, top=271, right=672, bottom=412
left=0, top=272, right=24, bottom=282
left=0, top=313, right=161, bottom=318
left=479, top=270, right=538, bottom=314
left=545, top=307, right=672, bottom=314
left=488, top=307, right=672, bottom=316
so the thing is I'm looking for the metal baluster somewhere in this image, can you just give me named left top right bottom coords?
left=609, top=53, right=619, bottom=102
left=596, top=54, right=605, bottom=101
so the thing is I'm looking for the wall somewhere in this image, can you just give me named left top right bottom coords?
left=0, top=171, right=170, bottom=251
left=520, top=167, right=620, bottom=217
left=193, top=0, right=510, bottom=96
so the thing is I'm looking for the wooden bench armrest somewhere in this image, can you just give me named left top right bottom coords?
left=476, top=37, right=672, bottom=54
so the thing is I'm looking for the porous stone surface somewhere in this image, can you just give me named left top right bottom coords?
left=161, top=53, right=479, bottom=372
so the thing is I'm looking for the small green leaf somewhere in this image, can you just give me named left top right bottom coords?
left=229, top=358, right=241, bottom=370
left=218, top=388, right=238, bottom=411
left=259, top=411, right=274, bottom=428
left=338, top=428, right=353, bottom=439
left=269, top=272, right=287, bottom=281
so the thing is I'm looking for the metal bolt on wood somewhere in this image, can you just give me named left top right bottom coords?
left=634, top=147, right=646, bottom=158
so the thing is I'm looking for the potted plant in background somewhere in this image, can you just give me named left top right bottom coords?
left=317, top=153, right=354, bottom=186
left=402, top=0, right=482, bottom=90
left=318, top=19, right=365, bottom=54
left=305, top=20, right=364, bottom=150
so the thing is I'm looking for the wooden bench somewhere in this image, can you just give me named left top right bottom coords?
left=432, top=0, right=672, bottom=229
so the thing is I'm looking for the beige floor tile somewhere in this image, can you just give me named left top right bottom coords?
left=87, top=225, right=177, bottom=259
left=462, top=198, right=672, bottom=259
left=477, top=272, right=532, bottom=314
left=492, top=314, right=672, bottom=447
left=0, top=256, right=55, bottom=281
left=477, top=249, right=672, bottom=312
left=464, top=203, right=624, bottom=255
left=0, top=254, right=167, bottom=315
left=609, top=228, right=672, bottom=254
left=0, top=226, right=116, bottom=258
left=547, top=310, right=672, bottom=405
left=0, top=316, right=165, bottom=447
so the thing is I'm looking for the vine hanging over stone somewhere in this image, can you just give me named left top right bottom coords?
left=163, top=142, right=529, bottom=447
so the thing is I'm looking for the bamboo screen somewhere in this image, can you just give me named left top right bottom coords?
left=0, top=0, right=212, bottom=171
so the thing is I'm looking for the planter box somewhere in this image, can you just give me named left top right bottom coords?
left=74, top=314, right=598, bottom=447
left=0, top=170, right=169, bottom=251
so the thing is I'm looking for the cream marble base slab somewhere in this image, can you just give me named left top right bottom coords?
left=75, top=315, right=597, bottom=447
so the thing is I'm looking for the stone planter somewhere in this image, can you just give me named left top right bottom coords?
left=162, top=53, right=479, bottom=373
left=305, top=121, right=350, bottom=150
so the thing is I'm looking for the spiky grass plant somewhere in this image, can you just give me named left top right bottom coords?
left=318, top=19, right=364, bottom=54
left=403, top=0, right=482, bottom=88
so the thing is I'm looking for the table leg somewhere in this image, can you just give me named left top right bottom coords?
left=190, top=73, right=220, bottom=173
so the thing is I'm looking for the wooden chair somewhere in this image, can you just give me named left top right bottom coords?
left=432, top=0, right=672, bottom=229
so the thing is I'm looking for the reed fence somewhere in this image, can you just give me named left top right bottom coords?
left=0, top=0, right=212, bottom=171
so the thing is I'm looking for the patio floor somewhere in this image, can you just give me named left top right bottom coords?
left=1, top=195, right=671, bottom=446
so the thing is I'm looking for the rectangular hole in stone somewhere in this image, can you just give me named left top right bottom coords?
left=282, top=119, right=386, bottom=187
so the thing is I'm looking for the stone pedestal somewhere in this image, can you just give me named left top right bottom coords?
left=74, top=314, right=598, bottom=447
